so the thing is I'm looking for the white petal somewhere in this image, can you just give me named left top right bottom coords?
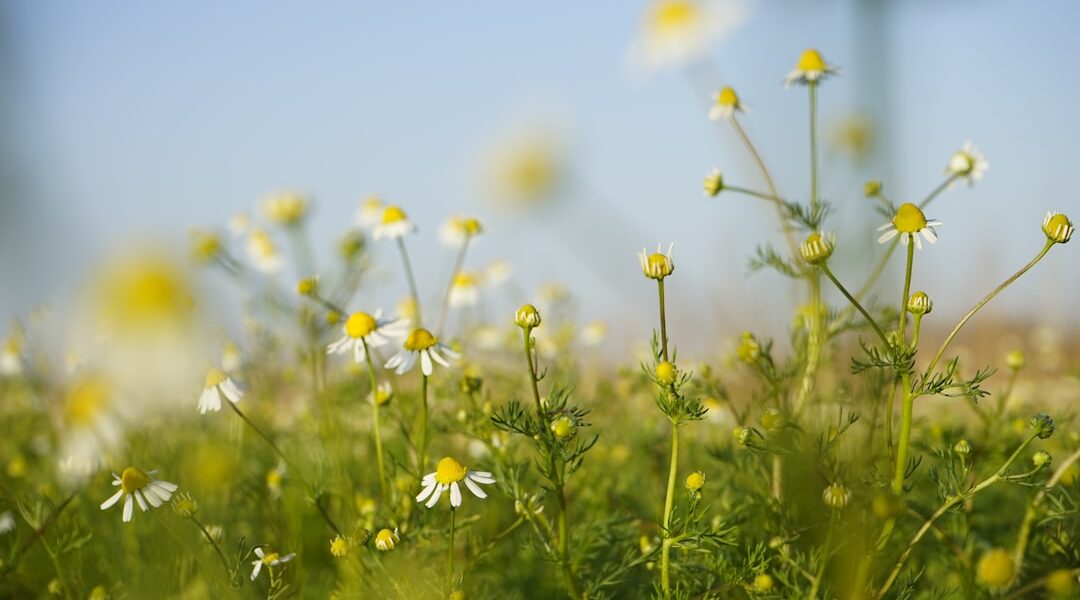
left=220, top=380, right=243, bottom=403
left=251, top=561, right=263, bottom=581
left=155, top=480, right=178, bottom=493
left=877, top=229, right=898, bottom=244
left=463, top=477, right=487, bottom=499
left=384, top=352, right=403, bottom=370
left=278, top=553, right=295, bottom=563
left=450, top=482, right=462, bottom=507
left=100, top=489, right=124, bottom=510
left=420, top=351, right=433, bottom=376
left=353, top=341, right=365, bottom=364
left=438, top=344, right=461, bottom=360
left=122, top=495, right=134, bottom=522
left=876, top=222, right=893, bottom=231
left=426, top=484, right=445, bottom=508
left=327, top=335, right=349, bottom=355
left=254, top=548, right=265, bottom=558
left=134, top=490, right=148, bottom=511
left=421, top=473, right=436, bottom=485
left=416, top=481, right=437, bottom=503
left=429, top=348, right=450, bottom=368
left=922, top=228, right=937, bottom=244
left=468, top=472, right=495, bottom=484
left=912, top=233, right=922, bottom=250
left=398, top=352, right=416, bottom=375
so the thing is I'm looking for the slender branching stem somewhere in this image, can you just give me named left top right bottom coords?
left=660, top=423, right=680, bottom=598
left=435, top=237, right=472, bottom=336
left=892, top=241, right=915, bottom=495
left=729, top=116, right=799, bottom=257
left=362, top=340, right=388, bottom=502
left=819, top=263, right=889, bottom=346
left=395, top=236, right=422, bottom=327
left=1012, top=447, right=1080, bottom=570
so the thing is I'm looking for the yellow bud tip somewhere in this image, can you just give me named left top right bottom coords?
left=799, top=232, right=835, bottom=264
left=655, top=361, right=677, bottom=384
left=716, top=87, right=739, bottom=107
left=893, top=203, right=928, bottom=233
left=375, top=528, right=397, bottom=551
left=345, top=312, right=377, bottom=339
left=403, top=328, right=437, bottom=351
left=515, top=304, right=542, bottom=329
left=434, top=457, right=468, bottom=484
left=1043, top=212, right=1074, bottom=243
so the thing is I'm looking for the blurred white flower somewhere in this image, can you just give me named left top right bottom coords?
left=373, top=206, right=416, bottom=240
left=627, top=0, right=749, bottom=75
left=439, top=215, right=485, bottom=248
left=357, top=196, right=384, bottom=229
left=448, top=272, right=482, bottom=308
left=484, top=260, right=513, bottom=287
left=198, top=368, right=243, bottom=414
left=0, top=511, right=14, bottom=534
left=946, top=141, right=988, bottom=185
left=580, top=320, right=608, bottom=347
left=246, top=228, right=282, bottom=274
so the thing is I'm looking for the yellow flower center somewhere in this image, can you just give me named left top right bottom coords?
left=205, top=368, right=227, bottom=388
left=330, top=536, right=349, bottom=557
left=892, top=203, right=928, bottom=233
left=1045, top=213, right=1071, bottom=239
left=404, top=328, right=437, bottom=351
left=64, top=377, right=110, bottom=426
left=685, top=471, right=705, bottom=491
left=250, top=230, right=277, bottom=258
left=651, top=0, right=698, bottom=32
left=452, top=272, right=478, bottom=288
left=381, top=205, right=408, bottom=224
left=977, top=548, right=1015, bottom=588
left=435, top=457, right=468, bottom=484
left=120, top=467, right=150, bottom=493
left=655, top=361, right=677, bottom=384
left=262, top=552, right=280, bottom=565
left=375, top=529, right=396, bottom=548
left=717, top=87, right=738, bottom=107
left=796, top=49, right=827, bottom=72
left=345, top=312, right=377, bottom=339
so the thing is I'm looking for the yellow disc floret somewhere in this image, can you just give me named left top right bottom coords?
left=893, top=203, right=928, bottom=234
left=330, top=536, right=349, bottom=558
left=655, top=361, right=677, bottom=385
left=375, top=528, right=397, bottom=551
left=120, top=467, right=150, bottom=493
left=435, top=457, right=468, bottom=485
left=716, top=86, right=739, bottom=108
left=345, top=312, right=377, bottom=339
left=976, top=548, right=1015, bottom=588
left=799, top=232, right=835, bottom=264
left=64, top=376, right=110, bottom=427
left=1043, top=212, right=1074, bottom=244
left=205, top=368, right=227, bottom=388
left=403, top=328, right=438, bottom=351
left=797, top=49, right=827, bottom=72
left=381, top=205, right=408, bottom=224
left=685, top=471, right=705, bottom=492
left=261, top=551, right=280, bottom=565
left=651, top=0, right=698, bottom=33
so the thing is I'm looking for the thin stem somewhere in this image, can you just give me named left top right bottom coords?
left=416, top=374, right=429, bottom=474
left=362, top=340, right=388, bottom=502
left=1, top=490, right=78, bottom=575
left=918, top=174, right=959, bottom=210
left=660, top=424, right=680, bottom=598
left=448, top=508, right=456, bottom=586
left=891, top=241, right=916, bottom=495
left=877, top=433, right=1040, bottom=598
left=435, top=238, right=472, bottom=336
left=1012, top=447, right=1080, bottom=570
left=809, top=81, right=820, bottom=212
left=227, top=401, right=341, bottom=534
left=808, top=511, right=838, bottom=599
left=657, top=279, right=669, bottom=361
left=724, top=185, right=788, bottom=205
left=395, top=236, right=422, bottom=327
left=729, top=116, right=798, bottom=256
left=897, top=240, right=915, bottom=343
left=830, top=238, right=899, bottom=333
left=819, top=264, right=889, bottom=346
left=924, top=241, right=1054, bottom=378
left=190, top=514, right=236, bottom=586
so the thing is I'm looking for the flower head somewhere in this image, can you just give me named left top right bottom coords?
left=100, top=467, right=178, bottom=523
left=906, top=291, right=932, bottom=316
left=1030, top=413, right=1055, bottom=439
left=370, top=381, right=394, bottom=406
left=250, top=547, right=295, bottom=581
left=703, top=168, right=724, bottom=197
left=708, top=87, right=744, bottom=121
left=385, top=328, right=460, bottom=376
left=327, top=310, right=409, bottom=364
left=785, top=48, right=837, bottom=86
left=864, top=180, right=883, bottom=198
left=448, top=272, right=482, bottom=308
left=1042, top=211, right=1074, bottom=244
left=550, top=416, right=576, bottom=440
left=1033, top=451, right=1052, bottom=469
left=246, top=228, right=282, bottom=274
left=1005, top=350, right=1025, bottom=371
left=877, top=203, right=942, bottom=250
left=685, top=470, right=706, bottom=493
left=655, top=361, right=677, bottom=385
left=639, top=243, right=674, bottom=280
left=373, top=206, right=416, bottom=240
left=439, top=215, right=485, bottom=248
left=946, top=142, right=988, bottom=185
left=976, top=548, right=1015, bottom=588
left=357, top=196, right=384, bottom=228
left=262, top=191, right=310, bottom=226
left=172, top=492, right=199, bottom=518
left=374, top=528, right=399, bottom=551
left=515, top=304, right=542, bottom=330
left=330, top=535, right=349, bottom=558
left=198, top=368, right=243, bottom=414
left=822, top=483, right=850, bottom=510
left=629, top=0, right=748, bottom=74
left=188, top=229, right=222, bottom=264
left=799, top=232, right=835, bottom=264
left=416, top=457, right=495, bottom=509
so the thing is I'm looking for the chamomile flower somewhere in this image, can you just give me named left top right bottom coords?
left=0, top=511, right=14, bottom=534
left=1, top=335, right=23, bottom=376
left=357, top=195, right=384, bottom=228
left=250, top=547, right=295, bottom=581
left=708, top=87, right=744, bottom=121
left=946, top=142, right=988, bottom=185
left=374, top=528, right=399, bottom=551
left=1043, top=211, right=1074, bottom=244
left=228, top=213, right=251, bottom=237
left=639, top=243, right=675, bottom=280
left=628, top=0, right=749, bottom=74
left=448, top=272, right=482, bottom=308
left=262, top=191, right=309, bottom=226
left=439, top=215, right=485, bottom=248
left=372, top=206, right=416, bottom=240
left=785, top=49, right=837, bottom=87
left=99, top=468, right=178, bottom=523
left=876, top=203, right=942, bottom=250
left=580, top=320, right=608, bottom=346
left=246, top=228, right=282, bottom=274
left=484, top=259, right=513, bottom=287
left=385, top=328, right=460, bottom=376
left=58, top=375, right=122, bottom=481
left=327, top=310, right=408, bottom=363
left=703, top=168, right=724, bottom=197
left=370, top=381, right=393, bottom=406
left=198, top=368, right=242, bottom=414
left=416, top=456, right=495, bottom=509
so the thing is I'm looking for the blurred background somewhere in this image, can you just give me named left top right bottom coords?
left=1, top=0, right=1078, bottom=358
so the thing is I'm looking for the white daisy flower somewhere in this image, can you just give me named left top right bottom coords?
left=221, top=341, right=242, bottom=372
left=327, top=310, right=409, bottom=364
left=448, top=272, right=482, bottom=308
left=372, top=205, right=416, bottom=240
left=246, top=228, right=282, bottom=274
left=250, top=547, right=296, bottom=581
left=580, top=320, right=608, bottom=347
left=198, top=368, right=243, bottom=414
left=946, top=141, right=988, bottom=185
left=785, top=48, right=838, bottom=87
left=0, top=511, right=14, bottom=534
left=228, top=213, right=251, bottom=237
left=708, top=87, right=744, bottom=121
left=416, top=457, right=495, bottom=509
left=99, top=467, right=178, bottom=523
left=876, top=203, right=942, bottom=251
left=374, top=528, right=399, bottom=551
left=385, top=328, right=460, bottom=376
left=438, top=215, right=485, bottom=248
left=261, top=190, right=309, bottom=227
left=628, top=0, right=749, bottom=75
left=58, top=375, right=122, bottom=484
left=638, top=243, right=675, bottom=280
left=357, top=196, right=384, bottom=229
left=484, top=259, right=512, bottom=287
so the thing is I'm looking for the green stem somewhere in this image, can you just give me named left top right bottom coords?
left=435, top=237, right=472, bottom=336
left=395, top=236, right=422, bottom=327
left=819, top=264, right=889, bottom=346
left=417, top=374, right=429, bottom=474
left=924, top=241, right=1054, bottom=379
left=918, top=174, right=959, bottom=210
left=191, top=514, right=236, bottom=586
left=362, top=340, right=388, bottom=502
left=1013, top=447, right=1080, bottom=571
left=897, top=240, right=915, bottom=343
left=660, top=424, right=680, bottom=598
left=657, top=279, right=669, bottom=361
left=808, top=82, right=820, bottom=211
left=794, top=274, right=823, bottom=415
left=877, top=433, right=1040, bottom=598
left=809, top=511, right=838, bottom=599
left=729, top=116, right=799, bottom=257
left=448, top=508, right=456, bottom=585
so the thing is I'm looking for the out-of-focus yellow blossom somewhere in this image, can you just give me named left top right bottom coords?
left=262, top=191, right=310, bottom=226
left=628, top=0, right=748, bottom=74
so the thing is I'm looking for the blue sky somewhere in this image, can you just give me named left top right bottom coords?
left=2, top=0, right=1078, bottom=354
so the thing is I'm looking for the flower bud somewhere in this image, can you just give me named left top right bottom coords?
left=863, top=180, right=883, bottom=197
left=1005, top=350, right=1025, bottom=371
left=330, top=535, right=350, bottom=557
left=953, top=439, right=971, bottom=456
left=976, top=548, right=1015, bottom=588
left=703, top=169, right=724, bottom=197
left=297, top=276, right=319, bottom=297
left=374, top=528, right=398, bottom=551
left=822, top=483, right=850, bottom=510
left=514, top=304, right=542, bottom=329
left=906, top=291, right=932, bottom=316
left=655, top=361, right=677, bottom=385
left=733, top=426, right=751, bottom=447
left=759, top=408, right=783, bottom=431
left=1030, top=413, right=1055, bottom=439
left=737, top=332, right=760, bottom=363
left=550, top=416, right=575, bottom=440
left=799, top=232, right=836, bottom=265
left=459, top=375, right=483, bottom=394
left=685, top=470, right=705, bottom=493
left=1042, top=211, right=1074, bottom=244
left=751, top=574, right=774, bottom=593
left=1033, top=451, right=1052, bottom=469
left=639, top=244, right=674, bottom=280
